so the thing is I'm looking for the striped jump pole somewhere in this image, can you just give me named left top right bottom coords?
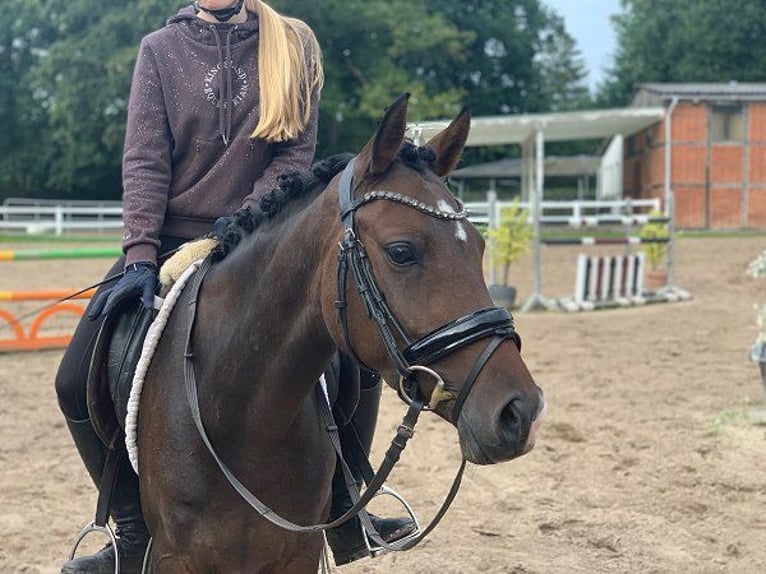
left=0, top=288, right=95, bottom=353
left=541, top=236, right=670, bottom=246
left=564, top=253, right=645, bottom=311
left=0, top=247, right=121, bottom=262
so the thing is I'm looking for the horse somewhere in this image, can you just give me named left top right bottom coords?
left=136, top=93, right=545, bottom=572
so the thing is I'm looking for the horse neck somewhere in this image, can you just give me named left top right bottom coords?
left=193, top=191, right=340, bottom=436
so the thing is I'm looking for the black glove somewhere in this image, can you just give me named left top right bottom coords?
left=88, top=262, right=159, bottom=320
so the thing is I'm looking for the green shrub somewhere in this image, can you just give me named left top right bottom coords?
left=485, top=201, right=533, bottom=287
left=639, top=210, right=669, bottom=270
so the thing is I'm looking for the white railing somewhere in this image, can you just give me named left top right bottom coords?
left=0, top=202, right=124, bottom=235
left=1, top=196, right=663, bottom=236
left=464, top=197, right=662, bottom=227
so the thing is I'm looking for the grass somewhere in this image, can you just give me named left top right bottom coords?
left=705, top=399, right=766, bottom=436
left=0, top=233, right=121, bottom=244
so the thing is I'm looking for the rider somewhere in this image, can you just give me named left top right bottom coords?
left=54, top=1, right=413, bottom=572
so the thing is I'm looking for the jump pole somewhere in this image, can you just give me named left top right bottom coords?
left=0, top=247, right=121, bottom=262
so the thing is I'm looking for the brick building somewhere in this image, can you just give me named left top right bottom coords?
left=626, top=83, right=766, bottom=229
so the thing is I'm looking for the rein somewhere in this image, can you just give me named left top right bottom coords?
left=180, top=155, right=523, bottom=553
left=183, top=257, right=460, bottom=544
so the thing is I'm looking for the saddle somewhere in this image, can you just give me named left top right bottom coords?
left=87, top=299, right=156, bottom=451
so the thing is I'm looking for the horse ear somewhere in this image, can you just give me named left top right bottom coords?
left=359, top=93, right=410, bottom=176
left=425, top=106, right=471, bottom=177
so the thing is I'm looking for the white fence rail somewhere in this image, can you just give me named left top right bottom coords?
left=464, top=197, right=662, bottom=227
left=0, top=200, right=123, bottom=235
left=1, top=196, right=663, bottom=236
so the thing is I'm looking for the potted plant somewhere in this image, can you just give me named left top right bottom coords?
left=485, top=200, right=533, bottom=309
left=747, top=250, right=766, bottom=398
left=639, top=209, right=669, bottom=291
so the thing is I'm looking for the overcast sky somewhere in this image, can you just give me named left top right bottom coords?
left=542, top=0, right=622, bottom=92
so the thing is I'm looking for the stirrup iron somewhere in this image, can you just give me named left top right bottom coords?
left=68, top=522, right=119, bottom=574
left=364, top=484, right=422, bottom=557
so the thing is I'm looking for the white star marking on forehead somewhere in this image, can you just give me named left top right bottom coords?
left=437, top=199, right=467, bottom=242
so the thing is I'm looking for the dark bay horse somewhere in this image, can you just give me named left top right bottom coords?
left=137, top=94, right=545, bottom=572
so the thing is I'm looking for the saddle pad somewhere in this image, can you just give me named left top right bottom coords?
left=126, top=259, right=205, bottom=473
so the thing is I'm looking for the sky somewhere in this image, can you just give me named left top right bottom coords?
left=542, top=0, right=623, bottom=92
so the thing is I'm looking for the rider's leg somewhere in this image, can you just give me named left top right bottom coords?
left=326, top=369, right=416, bottom=565
left=56, top=256, right=149, bottom=574
left=59, top=420, right=149, bottom=574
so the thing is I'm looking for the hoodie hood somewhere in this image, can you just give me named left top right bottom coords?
left=166, top=5, right=260, bottom=145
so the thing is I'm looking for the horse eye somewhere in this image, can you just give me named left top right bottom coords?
left=385, top=243, right=417, bottom=266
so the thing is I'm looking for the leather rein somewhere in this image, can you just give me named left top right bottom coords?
left=181, top=156, right=522, bottom=552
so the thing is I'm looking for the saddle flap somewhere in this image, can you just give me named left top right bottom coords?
left=87, top=300, right=156, bottom=450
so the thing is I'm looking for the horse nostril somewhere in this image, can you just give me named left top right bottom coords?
left=497, top=397, right=531, bottom=446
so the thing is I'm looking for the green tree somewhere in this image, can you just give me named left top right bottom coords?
left=0, top=0, right=172, bottom=201
left=0, top=0, right=57, bottom=199
left=275, top=0, right=472, bottom=155
left=419, top=0, right=592, bottom=165
left=599, top=0, right=766, bottom=106
left=1, top=0, right=594, bottom=200
left=31, top=0, right=170, bottom=199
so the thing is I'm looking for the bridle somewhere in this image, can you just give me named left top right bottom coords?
left=180, top=155, right=524, bottom=554
left=335, top=157, right=521, bottom=422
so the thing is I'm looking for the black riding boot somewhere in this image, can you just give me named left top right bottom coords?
left=326, top=373, right=417, bottom=565
left=61, top=417, right=150, bottom=574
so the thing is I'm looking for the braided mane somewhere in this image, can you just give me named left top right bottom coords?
left=212, top=142, right=436, bottom=261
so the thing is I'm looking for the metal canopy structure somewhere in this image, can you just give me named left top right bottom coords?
left=406, top=106, right=666, bottom=311
left=407, top=106, right=665, bottom=147
left=450, top=155, right=600, bottom=179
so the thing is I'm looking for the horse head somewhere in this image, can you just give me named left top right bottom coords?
left=322, top=94, right=545, bottom=465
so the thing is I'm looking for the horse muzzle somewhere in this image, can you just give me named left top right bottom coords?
left=456, top=388, right=546, bottom=465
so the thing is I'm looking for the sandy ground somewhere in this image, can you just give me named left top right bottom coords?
left=1, top=234, right=766, bottom=573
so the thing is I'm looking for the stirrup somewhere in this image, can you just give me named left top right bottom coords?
left=68, top=522, right=153, bottom=574
left=68, top=521, right=119, bottom=574
left=364, top=484, right=422, bottom=558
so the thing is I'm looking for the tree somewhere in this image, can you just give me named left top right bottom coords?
left=274, top=0, right=472, bottom=156
left=1, top=0, right=594, bottom=200
left=31, top=0, right=170, bottom=199
left=421, top=0, right=590, bottom=115
left=0, top=0, right=57, bottom=199
left=0, top=0, right=171, bottom=201
left=418, top=0, right=592, bottom=165
left=599, top=0, right=766, bottom=106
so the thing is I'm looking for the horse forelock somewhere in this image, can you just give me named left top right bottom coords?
left=398, top=140, right=437, bottom=172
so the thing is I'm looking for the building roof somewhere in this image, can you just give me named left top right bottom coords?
left=632, top=82, right=766, bottom=106
left=451, top=155, right=600, bottom=180
left=407, top=106, right=664, bottom=147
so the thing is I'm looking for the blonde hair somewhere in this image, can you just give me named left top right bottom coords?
left=244, top=0, right=324, bottom=142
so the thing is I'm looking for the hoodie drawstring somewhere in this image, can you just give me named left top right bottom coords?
left=210, top=25, right=236, bottom=146
left=225, top=27, right=235, bottom=145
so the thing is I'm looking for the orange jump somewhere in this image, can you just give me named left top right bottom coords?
left=0, top=289, right=95, bottom=353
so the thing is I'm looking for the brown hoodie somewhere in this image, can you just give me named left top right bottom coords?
left=122, top=6, right=320, bottom=266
